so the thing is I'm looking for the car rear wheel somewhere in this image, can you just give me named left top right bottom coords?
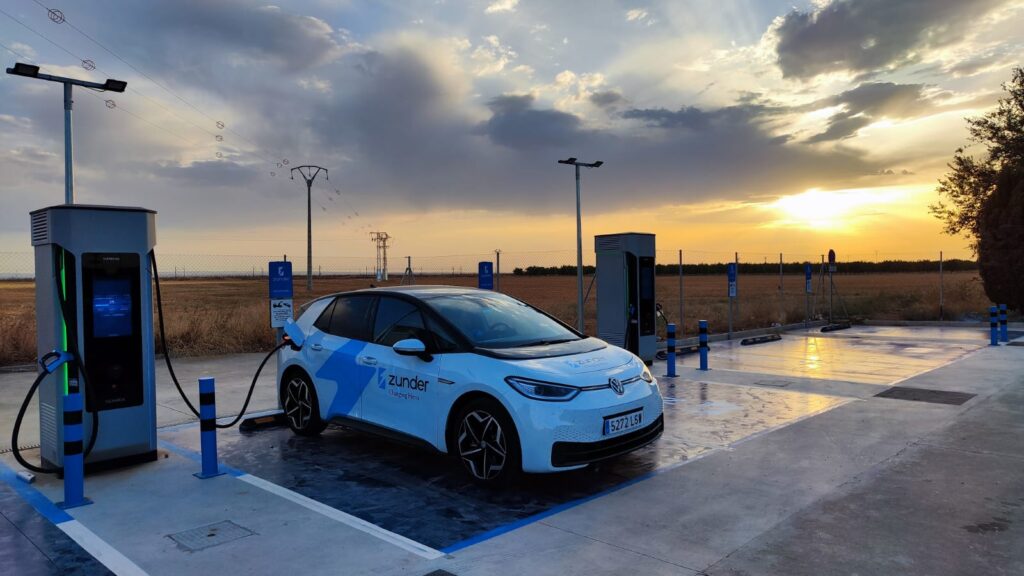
left=454, top=398, right=521, bottom=485
left=282, top=373, right=327, bottom=436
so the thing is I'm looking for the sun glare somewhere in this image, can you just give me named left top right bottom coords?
left=768, top=187, right=909, bottom=231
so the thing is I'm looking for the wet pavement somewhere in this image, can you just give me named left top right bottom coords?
left=161, top=379, right=847, bottom=551
left=678, top=326, right=983, bottom=385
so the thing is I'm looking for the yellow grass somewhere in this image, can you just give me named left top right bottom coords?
left=0, top=271, right=989, bottom=366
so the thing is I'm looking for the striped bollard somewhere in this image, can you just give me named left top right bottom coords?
left=989, top=306, right=998, bottom=346
left=58, top=380, right=90, bottom=509
left=999, top=304, right=1008, bottom=343
left=194, top=377, right=224, bottom=479
left=698, top=320, right=709, bottom=371
left=665, top=323, right=677, bottom=378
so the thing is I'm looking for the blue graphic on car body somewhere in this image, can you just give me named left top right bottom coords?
left=314, top=339, right=376, bottom=417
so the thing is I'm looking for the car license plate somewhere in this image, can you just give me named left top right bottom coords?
left=603, top=408, right=644, bottom=436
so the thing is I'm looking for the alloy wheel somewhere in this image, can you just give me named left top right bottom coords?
left=457, top=410, right=507, bottom=480
left=284, top=377, right=313, bottom=430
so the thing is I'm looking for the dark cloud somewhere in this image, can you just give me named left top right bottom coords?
left=151, top=160, right=261, bottom=186
left=482, top=94, right=586, bottom=149
left=772, top=0, right=1008, bottom=79
left=112, top=0, right=345, bottom=70
left=589, top=90, right=624, bottom=108
left=622, top=102, right=783, bottom=131
left=806, top=82, right=932, bottom=142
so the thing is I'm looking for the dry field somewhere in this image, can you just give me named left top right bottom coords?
left=0, top=270, right=990, bottom=366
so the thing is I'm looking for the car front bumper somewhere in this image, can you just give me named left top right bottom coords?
left=551, top=414, right=664, bottom=467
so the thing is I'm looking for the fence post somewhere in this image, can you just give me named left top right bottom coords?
left=939, top=251, right=944, bottom=321
left=678, top=250, right=684, bottom=336
left=779, top=252, right=784, bottom=324
left=1000, top=304, right=1008, bottom=343
left=698, top=320, right=709, bottom=371
left=194, top=377, right=224, bottom=479
left=58, top=379, right=90, bottom=509
left=990, top=306, right=999, bottom=346
left=665, top=323, right=676, bottom=378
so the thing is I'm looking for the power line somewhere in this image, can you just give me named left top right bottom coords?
left=0, top=39, right=204, bottom=149
left=27, top=0, right=290, bottom=165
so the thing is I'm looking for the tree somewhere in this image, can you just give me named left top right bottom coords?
left=931, top=67, right=1024, bottom=310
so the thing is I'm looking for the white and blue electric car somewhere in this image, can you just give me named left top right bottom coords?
left=277, top=286, right=664, bottom=484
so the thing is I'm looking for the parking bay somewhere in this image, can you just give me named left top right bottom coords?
left=161, top=378, right=848, bottom=551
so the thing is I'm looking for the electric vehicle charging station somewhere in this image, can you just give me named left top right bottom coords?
left=595, top=232, right=657, bottom=364
left=29, top=204, right=158, bottom=471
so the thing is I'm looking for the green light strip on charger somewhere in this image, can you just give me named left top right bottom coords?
left=59, top=250, right=68, bottom=396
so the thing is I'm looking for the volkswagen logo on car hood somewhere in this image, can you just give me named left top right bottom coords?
left=609, top=377, right=624, bottom=395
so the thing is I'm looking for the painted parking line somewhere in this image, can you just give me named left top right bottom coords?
left=158, top=439, right=445, bottom=560
left=0, top=461, right=149, bottom=576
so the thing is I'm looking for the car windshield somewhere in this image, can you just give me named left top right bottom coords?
left=422, top=292, right=580, bottom=349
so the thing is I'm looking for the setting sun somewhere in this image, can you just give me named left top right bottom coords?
left=767, top=187, right=911, bottom=231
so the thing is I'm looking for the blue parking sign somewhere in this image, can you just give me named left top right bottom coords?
left=478, top=261, right=494, bottom=290
left=269, top=261, right=293, bottom=299
left=727, top=262, right=737, bottom=298
left=804, top=263, right=813, bottom=294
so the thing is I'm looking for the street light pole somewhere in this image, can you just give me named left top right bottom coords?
left=6, top=62, right=127, bottom=204
left=558, top=157, right=603, bottom=333
left=290, top=165, right=329, bottom=291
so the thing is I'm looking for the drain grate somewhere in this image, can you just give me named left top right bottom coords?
left=169, top=520, right=255, bottom=551
left=875, top=386, right=975, bottom=406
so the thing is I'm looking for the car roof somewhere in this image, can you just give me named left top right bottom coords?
left=317, top=285, right=499, bottom=302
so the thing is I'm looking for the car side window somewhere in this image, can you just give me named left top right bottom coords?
left=313, top=298, right=336, bottom=333
left=373, top=297, right=427, bottom=347
left=426, top=316, right=459, bottom=353
left=327, top=295, right=376, bottom=341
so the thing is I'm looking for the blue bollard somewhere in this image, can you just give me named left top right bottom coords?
left=698, top=320, right=709, bottom=371
left=58, top=382, right=90, bottom=509
left=194, top=377, right=224, bottom=479
left=665, top=323, right=677, bottom=378
left=989, top=306, right=999, bottom=346
left=999, top=304, right=1008, bottom=343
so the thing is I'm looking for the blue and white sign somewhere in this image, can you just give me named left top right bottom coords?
left=269, top=261, right=293, bottom=328
left=269, top=261, right=293, bottom=298
left=478, top=261, right=494, bottom=290
left=727, top=262, right=737, bottom=298
left=805, top=263, right=813, bottom=294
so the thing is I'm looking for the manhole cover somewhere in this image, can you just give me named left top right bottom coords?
left=875, top=387, right=975, bottom=406
left=169, top=520, right=254, bottom=551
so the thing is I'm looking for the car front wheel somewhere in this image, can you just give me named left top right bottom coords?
left=282, top=373, right=327, bottom=436
left=454, top=398, right=521, bottom=485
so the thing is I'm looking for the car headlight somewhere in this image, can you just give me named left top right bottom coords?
left=505, top=376, right=580, bottom=401
left=640, top=364, right=654, bottom=383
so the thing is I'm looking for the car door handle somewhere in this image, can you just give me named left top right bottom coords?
left=310, top=343, right=323, bottom=351
left=360, top=356, right=377, bottom=366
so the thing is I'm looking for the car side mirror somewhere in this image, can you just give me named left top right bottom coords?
left=393, top=338, right=427, bottom=356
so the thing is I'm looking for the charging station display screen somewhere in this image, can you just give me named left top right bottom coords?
left=92, top=278, right=133, bottom=338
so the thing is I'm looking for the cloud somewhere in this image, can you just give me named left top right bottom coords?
left=485, top=0, right=519, bottom=14
left=151, top=160, right=260, bottom=186
left=770, top=0, right=1009, bottom=79
left=806, top=82, right=933, bottom=142
left=481, top=94, right=586, bottom=149
left=626, top=9, right=649, bottom=22
left=589, top=90, right=625, bottom=108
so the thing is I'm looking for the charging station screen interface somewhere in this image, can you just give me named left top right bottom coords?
left=92, top=278, right=133, bottom=338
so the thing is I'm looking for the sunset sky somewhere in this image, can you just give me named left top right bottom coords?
left=2, top=0, right=1023, bottom=266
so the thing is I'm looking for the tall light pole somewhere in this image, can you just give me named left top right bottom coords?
left=290, top=165, right=328, bottom=291
left=6, top=62, right=127, bottom=204
left=558, top=157, right=603, bottom=333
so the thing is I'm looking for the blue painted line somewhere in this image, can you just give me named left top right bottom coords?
left=0, top=460, right=73, bottom=525
left=157, top=440, right=245, bottom=478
